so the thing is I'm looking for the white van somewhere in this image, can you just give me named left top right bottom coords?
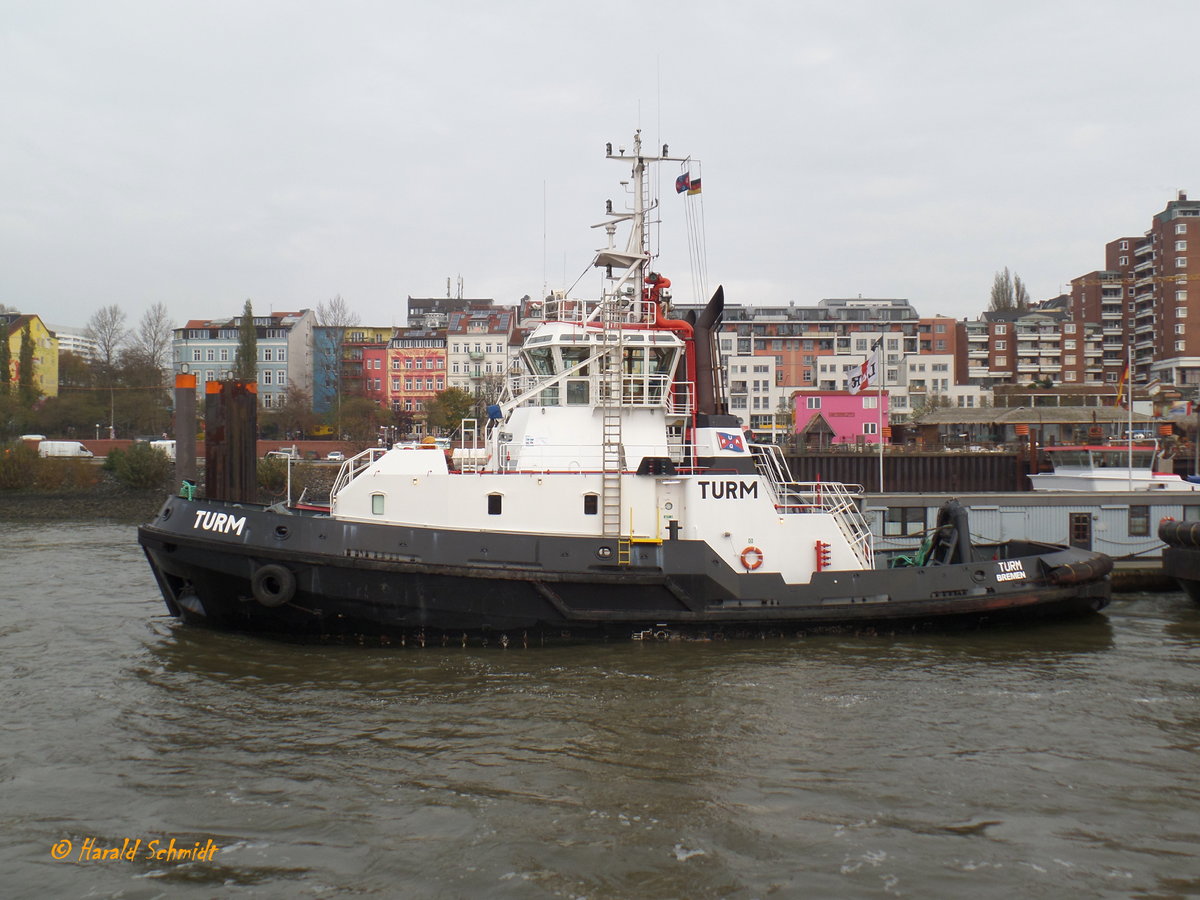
left=38, top=441, right=94, bottom=459
left=150, top=439, right=176, bottom=460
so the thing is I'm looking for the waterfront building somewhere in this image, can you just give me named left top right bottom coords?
left=792, top=389, right=890, bottom=447
left=1, top=313, right=59, bottom=398
left=406, top=296, right=494, bottom=330
left=385, top=328, right=447, bottom=433
left=961, top=306, right=1105, bottom=392
left=48, top=325, right=98, bottom=362
left=172, top=309, right=316, bottom=409
left=446, top=306, right=516, bottom=400
left=339, top=326, right=394, bottom=401
left=312, top=326, right=342, bottom=416
left=1070, top=191, right=1200, bottom=390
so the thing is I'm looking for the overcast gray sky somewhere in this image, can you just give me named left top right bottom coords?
left=4, top=0, right=1198, bottom=332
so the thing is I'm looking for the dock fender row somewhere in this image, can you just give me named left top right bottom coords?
left=1047, top=556, right=1113, bottom=586
left=740, top=546, right=764, bottom=571
left=251, top=563, right=297, bottom=607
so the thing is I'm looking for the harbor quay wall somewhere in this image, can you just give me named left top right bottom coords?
left=782, top=452, right=1030, bottom=493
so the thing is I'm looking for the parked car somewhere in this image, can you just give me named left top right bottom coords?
left=326, top=451, right=345, bottom=462
left=38, top=440, right=94, bottom=459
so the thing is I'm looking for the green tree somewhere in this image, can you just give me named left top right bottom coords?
left=0, top=321, right=11, bottom=389
left=264, top=381, right=318, bottom=439
left=57, top=351, right=94, bottom=389
left=17, top=323, right=37, bottom=405
left=233, top=299, right=258, bottom=383
left=988, top=267, right=1030, bottom=312
left=103, top=442, right=173, bottom=489
left=115, top=343, right=173, bottom=436
left=340, top=396, right=385, bottom=441
left=34, top=391, right=107, bottom=438
left=425, top=387, right=476, bottom=432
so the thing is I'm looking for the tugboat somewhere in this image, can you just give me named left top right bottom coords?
left=139, top=133, right=1113, bottom=642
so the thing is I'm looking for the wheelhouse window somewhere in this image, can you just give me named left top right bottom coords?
left=488, top=493, right=503, bottom=515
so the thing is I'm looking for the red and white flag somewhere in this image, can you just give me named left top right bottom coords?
left=846, top=346, right=879, bottom=395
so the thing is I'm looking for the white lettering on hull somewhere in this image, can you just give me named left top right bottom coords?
left=697, top=480, right=758, bottom=500
left=996, top=559, right=1026, bottom=582
left=192, top=510, right=247, bottom=536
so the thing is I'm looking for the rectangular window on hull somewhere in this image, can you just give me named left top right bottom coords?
left=884, top=507, right=925, bottom=537
left=583, top=494, right=598, bottom=515
left=371, top=494, right=385, bottom=515
left=488, top=494, right=502, bottom=515
left=1129, top=505, right=1150, bottom=537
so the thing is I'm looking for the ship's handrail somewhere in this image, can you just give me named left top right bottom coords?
left=506, top=373, right=691, bottom=413
left=750, top=443, right=874, bottom=568
left=534, top=296, right=659, bottom=325
left=330, top=446, right=388, bottom=497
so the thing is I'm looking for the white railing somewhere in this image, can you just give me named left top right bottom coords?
left=537, top=296, right=661, bottom=326
left=505, top=373, right=692, bottom=413
left=750, top=443, right=874, bottom=568
left=330, top=446, right=388, bottom=496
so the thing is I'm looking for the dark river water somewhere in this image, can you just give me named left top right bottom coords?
left=3, top=522, right=1199, bottom=899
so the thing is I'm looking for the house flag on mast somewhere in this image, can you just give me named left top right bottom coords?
left=846, top=340, right=881, bottom=395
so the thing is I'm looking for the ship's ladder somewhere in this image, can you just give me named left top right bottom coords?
left=600, top=296, right=624, bottom=543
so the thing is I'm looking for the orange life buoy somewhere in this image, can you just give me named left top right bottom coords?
left=740, top=546, right=764, bottom=571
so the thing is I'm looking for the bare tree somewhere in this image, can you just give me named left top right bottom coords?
left=316, top=294, right=360, bottom=327
left=86, top=304, right=127, bottom=435
left=127, top=302, right=175, bottom=377
left=315, top=295, right=360, bottom=435
left=86, top=304, right=128, bottom=372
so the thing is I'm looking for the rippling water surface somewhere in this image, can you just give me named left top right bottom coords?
left=2, top=522, right=1199, bottom=898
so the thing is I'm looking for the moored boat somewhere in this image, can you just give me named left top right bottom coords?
left=138, top=133, right=1114, bottom=642
left=1028, top=444, right=1199, bottom=492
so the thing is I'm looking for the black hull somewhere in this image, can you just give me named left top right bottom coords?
left=1158, top=520, right=1200, bottom=603
left=139, top=495, right=1112, bottom=642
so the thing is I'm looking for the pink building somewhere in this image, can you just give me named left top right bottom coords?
left=793, top=390, right=890, bottom=446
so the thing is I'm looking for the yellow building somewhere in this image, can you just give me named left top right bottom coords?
left=2, top=314, right=59, bottom=398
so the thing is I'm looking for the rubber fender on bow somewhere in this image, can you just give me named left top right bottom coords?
left=1048, top=556, right=1113, bottom=586
left=251, top=563, right=297, bottom=607
left=1159, top=518, right=1200, bottom=548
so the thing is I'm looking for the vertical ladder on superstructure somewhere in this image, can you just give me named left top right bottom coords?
left=600, top=296, right=626, bottom=561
